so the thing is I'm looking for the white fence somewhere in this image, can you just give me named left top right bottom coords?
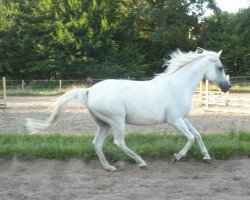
left=200, top=77, right=250, bottom=114
left=1, top=76, right=250, bottom=113
left=1, top=78, right=150, bottom=95
left=2, top=79, right=101, bottom=92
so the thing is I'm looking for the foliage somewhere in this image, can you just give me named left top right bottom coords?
left=0, top=131, right=249, bottom=162
left=0, top=0, right=249, bottom=79
left=197, top=8, right=250, bottom=76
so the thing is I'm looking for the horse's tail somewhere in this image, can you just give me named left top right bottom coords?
left=25, top=88, right=89, bottom=134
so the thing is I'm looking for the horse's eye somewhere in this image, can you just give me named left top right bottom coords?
left=218, top=67, right=223, bottom=71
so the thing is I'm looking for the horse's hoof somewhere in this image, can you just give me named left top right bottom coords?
left=105, top=166, right=118, bottom=172
left=114, top=161, right=125, bottom=170
left=203, top=159, right=213, bottom=164
left=170, top=154, right=178, bottom=164
left=140, top=165, right=149, bottom=170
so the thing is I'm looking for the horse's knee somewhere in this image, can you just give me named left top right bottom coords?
left=114, top=140, right=121, bottom=147
left=114, top=140, right=125, bottom=150
left=188, top=135, right=195, bottom=144
left=193, top=133, right=202, bottom=140
left=93, top=140, right=102, bottom=150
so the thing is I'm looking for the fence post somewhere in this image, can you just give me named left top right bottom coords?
left=205, top=79, right=209, bottom=110
left=59, top=80, right=62, bottom=90
left=21, top=80, right=25, bottom=93
left=226, top=75, right=230, bottom=106
left=2, top=77, right=7, bottom=107
left=199, top=80, right=203, bottom=106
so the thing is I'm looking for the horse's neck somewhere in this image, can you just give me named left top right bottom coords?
left=157, top=58, right=208, bottom=97
left=171, top=58, right=208, bottom=95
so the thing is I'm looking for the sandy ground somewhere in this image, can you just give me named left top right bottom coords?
left=0, top=158, right=249, bottom=200
left=0, top=93, right=249, bottom=134
left=0, top=94, right=250, bottom=200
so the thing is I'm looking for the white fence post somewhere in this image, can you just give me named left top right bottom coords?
left=59, top=80, right=62, bottom=90
left=2, top=77, right=7, bottom=107
left=21, top=80, right=25, bottom=93
left=226, top=75, right=230, bottom=105
left=199, top=80, right=203, bottom=106
left=205, top=79, right=209, bottom=110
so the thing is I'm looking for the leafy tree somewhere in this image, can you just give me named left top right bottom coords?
left=197, top=7, right=250, bottom=76
left=1, top=0, right=232, bottom=80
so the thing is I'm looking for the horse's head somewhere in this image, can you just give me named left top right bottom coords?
left=204, top=50, right=231, bottom=92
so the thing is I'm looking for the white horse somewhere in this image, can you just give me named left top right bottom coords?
left=26, top=48, right=231, bottom=172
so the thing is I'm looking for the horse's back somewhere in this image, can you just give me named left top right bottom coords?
left=89, top=79, right=151, bottom=98
left=86, top=79, right=172, bottom=125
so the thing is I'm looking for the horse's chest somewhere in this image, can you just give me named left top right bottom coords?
left=167, top=100, right=192, bottom=118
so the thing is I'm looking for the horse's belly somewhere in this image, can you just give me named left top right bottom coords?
left=125, top=112, right=166, bottom=126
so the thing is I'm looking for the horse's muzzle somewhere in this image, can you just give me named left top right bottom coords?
left=219, top=82, right=231, bottom=93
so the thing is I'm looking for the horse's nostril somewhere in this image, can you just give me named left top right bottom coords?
left=229, top=83, right=232, bottom=88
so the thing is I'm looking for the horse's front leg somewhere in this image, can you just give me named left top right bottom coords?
left=170, top=119, right=195, bottom=161
left=184, top=118, right=212, bottom=163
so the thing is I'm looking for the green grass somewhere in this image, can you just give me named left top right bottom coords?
left=4, top=84, right=89, bottom=96
left=230, top=85, right=250, bottom=93
left=0, top=131, right=249, bottom=162
left=201, top=84, right=250, bottom=93
left=4, top=89, right=65, bottom=96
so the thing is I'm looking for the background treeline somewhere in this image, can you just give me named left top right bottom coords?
left=0, top=0, right=249, bottom=79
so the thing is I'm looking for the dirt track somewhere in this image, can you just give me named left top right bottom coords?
left=0, top=95, right=250, bottom=200
left=0, top=94, right=249, bottom=133
left=0, top=158, right=249, bottom=200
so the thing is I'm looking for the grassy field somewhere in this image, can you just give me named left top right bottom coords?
left=207, top=84, right=250, bottom=93
left=0, top=131, right=249, bottom=162
left=4, top=88, right=65, bottom=96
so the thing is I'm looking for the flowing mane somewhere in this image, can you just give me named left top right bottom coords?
left=162, top=49, right=219, bottom=75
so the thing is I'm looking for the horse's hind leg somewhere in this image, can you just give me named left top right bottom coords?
left=93, top=123, right=117, bottom=172
left=112, top=120, right=148, bottom=169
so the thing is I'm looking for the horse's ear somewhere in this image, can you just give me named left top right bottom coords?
left=196, top=47, right=204, bottom=54
left=217, top=50, right=222, bottom=57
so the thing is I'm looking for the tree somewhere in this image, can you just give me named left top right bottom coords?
left=197, top=7, right=250, bottom=76
left=0, top=0, right=221, bottom=79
